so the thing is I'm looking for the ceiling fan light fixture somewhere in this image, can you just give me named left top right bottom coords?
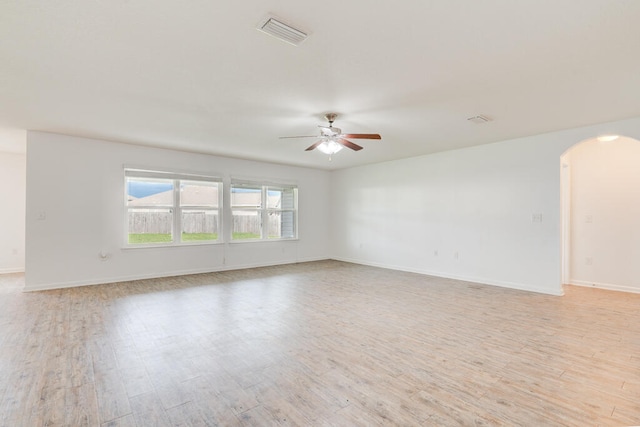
left=257, top=17, right=308, bottom=46
left=317, top=139, right=343, bottom=155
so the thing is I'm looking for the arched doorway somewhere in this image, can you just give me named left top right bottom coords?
left=561, top=135, right=640, bottom=293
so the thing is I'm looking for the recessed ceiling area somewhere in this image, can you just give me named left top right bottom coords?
left=1, top=1, right=640, bottom=169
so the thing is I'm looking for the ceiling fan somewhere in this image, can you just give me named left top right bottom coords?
left=280, top=113, right=381, bottom=158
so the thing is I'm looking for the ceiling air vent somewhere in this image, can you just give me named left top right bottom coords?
left=467, top=115, right=492, bottom=124
left=258, top=17, right=308, bottom=46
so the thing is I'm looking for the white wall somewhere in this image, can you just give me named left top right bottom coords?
left=25, top=116, right=640, bottom=294
left=330, top=116, right=640, bottom=295
left=25, top=132, right=331, bottom=290
left=0, top=151, right=26, bottom=273
left=567, top=136, right=640, bottom=293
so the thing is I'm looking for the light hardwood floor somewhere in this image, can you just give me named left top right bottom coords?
left=0, top=261, right=638, bottom=426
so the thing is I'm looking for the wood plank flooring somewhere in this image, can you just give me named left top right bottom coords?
left=0, top=260, right=639, bottom=426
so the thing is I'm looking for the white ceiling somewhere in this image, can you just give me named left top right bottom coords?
left=1, top=1, right=640, bottom=169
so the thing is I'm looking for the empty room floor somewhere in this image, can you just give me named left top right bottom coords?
left=0, top=260, right=638, bottom=426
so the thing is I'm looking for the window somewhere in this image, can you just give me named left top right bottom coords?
left=231, top=180, right=297, bottom=241
left=125, top=169, right=221, bottom=246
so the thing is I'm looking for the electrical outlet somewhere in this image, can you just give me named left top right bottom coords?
left=585, top=257, right=593, bottom=266
left=532, top=213, right=543, bottom=223
left=454, top=251, right=459, bottom=260
left=434, top=250, right=438, bottom=257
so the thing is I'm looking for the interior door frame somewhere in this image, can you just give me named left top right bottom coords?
left=560, top=158, right=571, bottom=286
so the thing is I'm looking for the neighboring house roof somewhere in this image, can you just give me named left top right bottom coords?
left=128, top=186, right=219, bottom=207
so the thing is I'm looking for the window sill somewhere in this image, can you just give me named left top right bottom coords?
left=229, top=238, right=299, bottom=244
left=122, top=241, right=224, bottom=250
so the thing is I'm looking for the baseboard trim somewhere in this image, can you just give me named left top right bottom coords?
left=569, top=279, right=640, bottom=294
left=332, top=256, right=564, bottom=296
left=0, top=267, right=25, bottom=274
left=21, top=256, right=572, bottom=296
left=23, top=256, right=330, bottom=292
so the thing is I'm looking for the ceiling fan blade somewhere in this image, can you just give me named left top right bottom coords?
left=341, top=133, right=382, bottom=140
left=305, top=140, right=325, bottom=151
left=279, top=135, right=318, bottom=139
left=337, top=138, right=363, bottom=151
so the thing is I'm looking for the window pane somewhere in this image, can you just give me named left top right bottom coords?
left=127, top=178, right=173, bottom=206
left=267, top=210, right=296, bottom=239
left=180, top=181, right=219, bottom=208
left=181, top=209, right=218, bottom=241
left=281, top=188, right=296, bottom=210
left=267, top=188, right=282, bottom=209
left=232, top=210, right=261, bottom=240
left=267, top=187, right=296, bottom=209
left=128, top=208, right=173, bottom=244
left=231, top=187, right=262, bottom=208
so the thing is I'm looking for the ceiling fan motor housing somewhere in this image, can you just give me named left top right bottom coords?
left=320, top=126, right=341, bottom=137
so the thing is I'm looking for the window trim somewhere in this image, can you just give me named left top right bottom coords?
left=124, top=168, right=223, bottom=248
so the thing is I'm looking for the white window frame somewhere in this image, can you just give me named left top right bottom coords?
left=230, top=179, right=298, bottom=242
left=124, top=168, right=222, bottom=247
